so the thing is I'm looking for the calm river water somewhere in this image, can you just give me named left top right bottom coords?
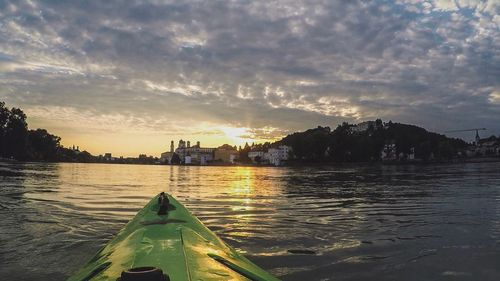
left=1, top=162, right=500, bottom=280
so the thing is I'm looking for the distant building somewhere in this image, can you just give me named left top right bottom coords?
left=160, top=152, right=175, bottom=164
left=467, top=136, right=500, bottom=157
left=265, top=145, right=292, bottom=166
left=266, top=148, right=280, bottom=165
left=160, top=141, right=175, bottom=163
left=199, top=154, right=210, bottom=165
left=352, top=121, right=375, bottom=133
left=161, top=140, right=215, bottom=165
left=104, top=153, right=113, bottom=161
left=278, top=145, right=291, bottom=160
left=408, top=147, right=415, bottom=160
left=214, top=148, right=239, bottom=164
left=185, top=155, right=192, bottom=164
left=380, top=142, right=397, bottom=161
left=249, top=145, right=292, bottom=166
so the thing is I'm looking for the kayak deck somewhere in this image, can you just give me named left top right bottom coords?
left=68, top=193, right=280, bottom=281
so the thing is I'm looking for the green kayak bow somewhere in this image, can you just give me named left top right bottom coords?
left=68, top=192, right=280, bottom=281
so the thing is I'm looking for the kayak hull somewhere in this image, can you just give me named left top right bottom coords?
left=68, top=193, right=280, bottom=281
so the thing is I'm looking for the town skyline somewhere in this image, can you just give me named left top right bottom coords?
left=15, top=107, right=500, bottom=158
left=2, top=101, right=498, bottom=163
left=1, top=1, right=499, bottom=156
left=2, top=98, right=496, bottom=158
left=85, top=122, right=494, bottom=159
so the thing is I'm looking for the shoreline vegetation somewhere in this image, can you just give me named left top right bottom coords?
left=1, top=101, right=499, bottom=166
left=0, top=101, right=158, bottom=165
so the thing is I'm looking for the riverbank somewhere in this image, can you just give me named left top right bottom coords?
left=3, top=156, right=499, bottom=167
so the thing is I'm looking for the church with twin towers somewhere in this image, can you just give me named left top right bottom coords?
left=160, top=139, right=216, bottom=165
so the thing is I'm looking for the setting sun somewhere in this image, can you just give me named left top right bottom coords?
left=220, top=126, right=257, bottom=146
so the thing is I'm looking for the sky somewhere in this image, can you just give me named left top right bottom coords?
left=0, top=0, right=499, bottom=157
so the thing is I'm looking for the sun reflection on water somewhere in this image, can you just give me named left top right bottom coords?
left=227, top=168, right=260, bottom=238
left=230, top=167, right=254, bottom=195
left=5, top=162, right=500, bottom=280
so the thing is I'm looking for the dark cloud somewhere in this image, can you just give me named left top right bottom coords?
left=0, top=0, right=499, bottom=148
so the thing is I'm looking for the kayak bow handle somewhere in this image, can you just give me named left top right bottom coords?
left=158, top=192, right=169, bottom=215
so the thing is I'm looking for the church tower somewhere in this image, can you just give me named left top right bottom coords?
left=178, top=139, right=186, bottom=149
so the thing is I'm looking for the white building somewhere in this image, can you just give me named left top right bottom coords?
left=380, top=143, right=397, bottom=161
left=408, top=147, right=415, bottom=160
left=185, top=155, right=192, bottom=164
left=352, top=121, right=375, bottom=133
left=266, top=148, right=281, bottom=165
left=278, top=145, right=291, bottom=160
left=251, top=145, right=292, bottom=166
left=267, top=145, right=292, bottom=166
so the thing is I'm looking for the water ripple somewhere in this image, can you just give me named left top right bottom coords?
left=1, top=162, right=500, bottom=280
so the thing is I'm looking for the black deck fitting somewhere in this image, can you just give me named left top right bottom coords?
left=158, top=192, right=169, bottom=215
left=118, top=267, right=169, bottom=281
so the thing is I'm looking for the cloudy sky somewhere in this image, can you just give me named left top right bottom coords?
left=0, top=0, right=499, bottom=156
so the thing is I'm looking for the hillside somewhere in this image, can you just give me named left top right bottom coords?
left=275, top=120, right=468, bottom=162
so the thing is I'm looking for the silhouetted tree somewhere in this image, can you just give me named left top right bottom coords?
left=275, top=120, right=468, bottom=163
left=27, top=129, right=61, bottom=161
left=1, top=101, right=97, bottom=162
left=238, top=144, right=252, bottom=163
left=280, top=126, right=331, bottom=161
left=330, top=123, right=353, bottom=162
left=0, top=102, right=10, bottom=157
left=2, top=106, right=29, bottom=159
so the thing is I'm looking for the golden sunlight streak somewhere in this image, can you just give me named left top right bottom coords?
left=220, top=126, right=257, bottom=146
left=229, top=167, right=254, bottom=197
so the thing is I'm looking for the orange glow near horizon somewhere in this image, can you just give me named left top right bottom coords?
left=53, top=125, right=265, bottom=158
left=26, top=110, right=279, bottom=157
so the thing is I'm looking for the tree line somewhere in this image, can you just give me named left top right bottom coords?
left=1, top=101, right=164, bottom=164
left=275, top=120, right=470, bottom=162
left=0, top=101, right=94, bottom=162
